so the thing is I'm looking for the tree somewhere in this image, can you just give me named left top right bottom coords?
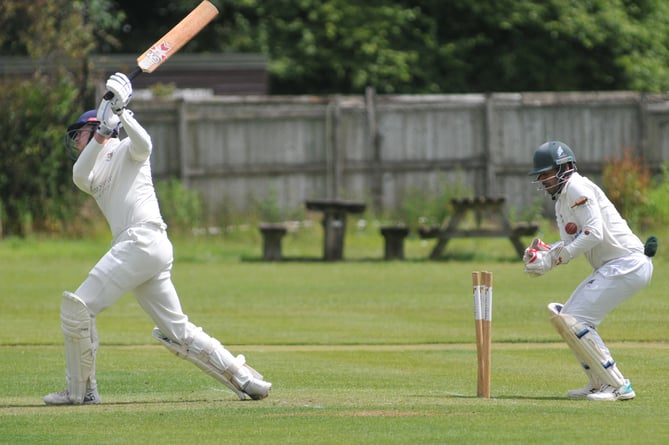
left=255, top=0, right=669, bottom=93
left=244, top=0, right=438, bottom=94
left=0, top=0, right=123, bottom=236
left=201, top=0, right=669, bottom=94
left=419, top=0, right=669, bottom=92
left=68, top=0, right=669, bottom=94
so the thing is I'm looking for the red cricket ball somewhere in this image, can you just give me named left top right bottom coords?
left=565, top=222, right=578, bottom=235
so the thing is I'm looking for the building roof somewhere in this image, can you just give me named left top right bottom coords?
left=0, top=53, right=268, bottom=95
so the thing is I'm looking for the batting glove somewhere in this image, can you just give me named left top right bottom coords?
left=96, top=99, right=121, bottom=137
left=105, top=72, right=133, bottom=114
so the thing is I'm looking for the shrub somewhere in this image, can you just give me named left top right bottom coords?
left=601, top=148, right=652, bottom=229
left=0, top=75, right=82, bottom=237
left=398, top=173, right=472, bottom=230
left=645, top=162, right=669, bottom=229
left=155, top=179, right=203, bottom=233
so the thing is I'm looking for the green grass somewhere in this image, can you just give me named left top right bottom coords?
left=1, top=224, right=668, bottom=444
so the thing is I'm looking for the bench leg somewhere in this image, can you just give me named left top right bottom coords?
left=322, top=211, right=346, bottom=261
left=509, top=236, right=526, bottom=260
left=429, top=237, right=450, bottom=259
left=261, top=231, right=286, bottom=261
left=384, top=236, right=406, bottom=260
left=430, top=210, right=465, bottom=259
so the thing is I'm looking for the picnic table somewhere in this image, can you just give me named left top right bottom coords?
left=305, top=198, right=366, bottom=261
left=419, top=197, right=539, bottom=260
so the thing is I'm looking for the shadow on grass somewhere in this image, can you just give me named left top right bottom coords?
left=444, top=393, right=566, bottom=401
left=7, top=393, right=566, bottom=410
left=240, top=253, right=521, bottom=264
left=3, top=397, right=240, bottom=410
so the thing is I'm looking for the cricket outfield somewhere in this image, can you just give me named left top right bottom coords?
left=1, top=232, right=668, bottom=444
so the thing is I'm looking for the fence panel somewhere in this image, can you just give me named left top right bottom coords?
left=130, top=91, right=669, bottom=223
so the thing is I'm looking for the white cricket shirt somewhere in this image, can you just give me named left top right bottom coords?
left=72, top=110, right=164, bottom=238
left=555, top=172, right=644, bottom=270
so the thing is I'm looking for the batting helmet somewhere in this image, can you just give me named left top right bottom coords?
left=64, top=110, right=100, bottom=160
left=67, top=110, right=99, bottom=133
left=528, top=141, right=576, bottom=176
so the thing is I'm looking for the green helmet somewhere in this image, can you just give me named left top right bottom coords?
left=528, top=141, right=576, bottom=176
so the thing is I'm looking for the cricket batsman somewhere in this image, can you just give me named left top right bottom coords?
left=523, top=141, right=655, bottom=401
left=44, top=73, right=271, bottom=405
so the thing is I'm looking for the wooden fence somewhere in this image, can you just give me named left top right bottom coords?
left=129, top=90, right=669, bottom=222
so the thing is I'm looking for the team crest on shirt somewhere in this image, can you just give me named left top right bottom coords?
left=570, top=196, right=588, bottom=208
left=105, top=151, right=113, bottom=162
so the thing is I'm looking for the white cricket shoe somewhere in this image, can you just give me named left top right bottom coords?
left=567, top=384, right=597, bottom=399
left=44, top=388, right=101, bottom=405
left=586, top=379, right=636, bottom=401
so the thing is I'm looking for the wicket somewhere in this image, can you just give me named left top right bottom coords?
left=472, top=270, right=493, bottom=398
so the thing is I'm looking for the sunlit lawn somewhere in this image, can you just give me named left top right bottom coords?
left=1, top=222, right=668, bottom=444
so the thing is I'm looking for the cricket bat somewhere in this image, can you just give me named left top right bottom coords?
left=103, top=0, right=219, bottom=100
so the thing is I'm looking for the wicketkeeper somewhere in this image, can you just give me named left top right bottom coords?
left=45, top=73, right=271, bottom=405
left=523, top=141, right=655, bottom=401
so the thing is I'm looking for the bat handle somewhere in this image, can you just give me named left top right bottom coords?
left=102, top=66, right=143, bottom=100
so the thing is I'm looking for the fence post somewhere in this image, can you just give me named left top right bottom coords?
left=638, top=92, right=648, bottom=161
left=483, top=93, right=497, bottom=197
left=178, top=98, right=189, bottom=187
left=326, top=95, right=343, bottom=199
left=366, top=86, right=383, bottom=213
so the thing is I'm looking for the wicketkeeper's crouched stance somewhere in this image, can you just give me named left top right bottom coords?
left=45, top=73, right=271, bottom=405
left=524, top=141, right=655, bottom=401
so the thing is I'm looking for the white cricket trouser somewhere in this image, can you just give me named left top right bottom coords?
left=75, top=223, right=192, bottom=342
left=562, top=253, right=653, bottom=328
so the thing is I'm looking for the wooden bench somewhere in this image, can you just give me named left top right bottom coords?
left=380, top=225, right=410, bottom=260
left=511, top=221, right=541, bottom=237
left=420, top=221, right=540, bottom=240
left=258, top=223, right=288, bottom=261
left=418, top=225, right=441, bottom=239
left=421, top=197, right=540, bottom=259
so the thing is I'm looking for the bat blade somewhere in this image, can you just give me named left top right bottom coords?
left=103, top=1, right=219, bottom=99
left=136, top=0, right=219, bottom=74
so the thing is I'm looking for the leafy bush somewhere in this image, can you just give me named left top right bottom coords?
left=601, top=148, right=652, bottom=229
left=0, top=75, right=82, bottom=236
left=155, top=179, right=203, bottom=234
left=645, top=162, right=669, bottom=229
left=398, top=173, right=472, bottom=230
left=256, top=187, right=283, bottom=223
left=0, top=0, right=125, bottom=237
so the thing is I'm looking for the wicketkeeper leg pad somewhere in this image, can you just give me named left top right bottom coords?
left=61, top=291, right=97, bottom=404
left=547, top=303, right=625, bottom=389
left=152, top=326, right=270, bottom=400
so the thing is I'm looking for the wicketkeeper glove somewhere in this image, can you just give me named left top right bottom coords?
left=523, top=238, right=571, bottom=276
left=522, top=238, right=551, bottom=264
left=523, top=249, right=554, bottom=276
left=96, top=99, right=121, bottom=137
left=105, top=72, right=133, bottom=114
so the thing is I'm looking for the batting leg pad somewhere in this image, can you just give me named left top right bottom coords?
left=547, top=303, right=625, bottom=388
left=152, top=327, right=270, bottom=400
left=61, top=291, right=97, bottom=404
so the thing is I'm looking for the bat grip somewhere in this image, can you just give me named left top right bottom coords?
left=102, top=66, right=143, bottom=100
